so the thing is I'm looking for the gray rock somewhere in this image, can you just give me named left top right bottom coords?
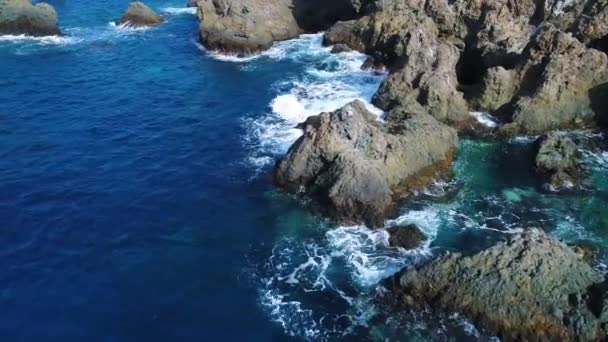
left=196, top=0, right=300, bottom=54
left=535, top=132, right=582, bottom=190
left=323, top=0, right=608, bottom=134
left=292, top=0, right=369, bottom=32
left=330, top=43, right=352, bottom=53
left=498, top=25, right=608, bottom=136
left=274, top=100, right=457, bottom=227
left=386, top=224, right=426, bottom=249
left=0, top=0, right=61, bottom=36
left=395, top=229, right=608, bottom=341
left=118, top=2, right=163, bottom=28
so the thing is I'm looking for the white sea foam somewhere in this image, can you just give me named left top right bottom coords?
left=583, top=150, right=608, bottom=170
left=469, top=111, right=499, bottom=128
left=243, top=34, right=384, bottom=168
left=326, top=225, right=425, bottom=288
left=0, top=34, right=77, bottom=45
left=387, top=208, right=442, bottom=242
left=109, top=21, right=154, bottom=32
left=259, top=220, right=428, bottom=340
left=509, top=135, right=539, bottom=144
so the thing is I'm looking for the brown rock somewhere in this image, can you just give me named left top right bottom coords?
left=395, top=229, right=608, bottom=341
left=118, top=2, right=163, bottom=28
left=196, top=0, right=299, bottom=54
left=274, top=100, right=457, bottom=227
left=0, top=0, right=61, bottom=36
left=535, top=132, right=582, bottom=190
left=386, top=224, right=426, bottom=249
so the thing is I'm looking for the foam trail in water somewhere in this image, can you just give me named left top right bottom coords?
left=0, top=34, right=77, bottom=45
left=469, top=111, right=499, bottom=128
left=109, top=21, right=154, bottom=32
left=259, top=221, right=430, bottom=340
left=243, top=34, right=384, bottom=168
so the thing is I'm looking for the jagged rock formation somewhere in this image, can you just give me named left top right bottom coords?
left=535, top=132, right=582, bottom=190
left=195, top=0, right=300, bottom=54
left=274, top=100, right=457, bottom=227
left=324, top=0, right=608, bottom=135
left=386, top=224, right=426, bottom=249
left=0, top=0, right=61, bottom=36
left=393, top=229, right=608, bottom=341
left=117, top=2, right=163, bottom=28
left=194, top=0, right=377, bottom=54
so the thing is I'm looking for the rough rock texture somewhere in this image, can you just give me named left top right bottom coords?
left=195, top=0, right=378, bottom=54
left=386, top=224, right=426, bottom=249
left=196, top=0, right=299, bottom=54
left=0, top=0, right=60, bottom=36
left=274, top=100, right=457, bottom=227
left=330, top=43, right=352, bottom=53
left=323, top=0, right=608, bottom=134
left=535, top=132, right=582, bottom=190
left=394, top=229, right=608, bottom=341
left=292, top=0, right=374, bottom=32
left=118, top=2, right=163, bottom=28
left=499, top=25, right=608, bottom=135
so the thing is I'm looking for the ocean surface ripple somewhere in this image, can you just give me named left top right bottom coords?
left=2, top=1, right=608, bottom=341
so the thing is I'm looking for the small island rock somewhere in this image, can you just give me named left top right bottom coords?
left=535, top=132, right=582, bottom=190
left=118, top=2, right=163, bottom=28
left=386, top=224, right=426, bottom=250
left=0, top=0, right=61, bottom=36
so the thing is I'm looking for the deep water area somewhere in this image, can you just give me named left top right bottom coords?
left=2, top=1, right=608, bottom=341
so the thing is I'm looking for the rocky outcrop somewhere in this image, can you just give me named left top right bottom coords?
left=196, top=0, right=299, bottom=54
left=535, top=132, right=582, bottom=190
left=498, top=25, right=608, bottom=135
left=274, top=100, right=457, bottom=227
left=323, top=0, right=608, bottom=134
left=195, top=0, right=378, bottom=54
left=118, top=2, right=163, bottom=28
left=0, top=0, right=61, bottom=36
left=393, top=229, right=608, bottom=341
left=292, top=0, right=374, bottom=32
left=386, top=224, right=426, bottom=250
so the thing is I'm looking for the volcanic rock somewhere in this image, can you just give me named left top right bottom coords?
left=274, top=100, right=457, bottom=227
left=0, top=0, right=61, bottom=36
left=118, top=2, right=163, bottom=28
left=395, top=228, right=608, bottom=341
left=535, top=132, right=582, bottom=190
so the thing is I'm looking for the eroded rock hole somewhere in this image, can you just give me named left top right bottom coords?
left=456, top=48, right=486, bottom=93
left=590, top=35, right=608, bottom=54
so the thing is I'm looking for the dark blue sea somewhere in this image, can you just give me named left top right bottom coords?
left=2, top=1, right=608, bottom=341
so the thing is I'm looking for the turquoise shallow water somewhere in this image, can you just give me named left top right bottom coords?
left=2, top=1, right=608, bottom=341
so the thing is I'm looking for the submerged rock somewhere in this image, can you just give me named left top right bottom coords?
left=386, top=224, right=426, bottom=250
left=394, top=229, right=608, bottom=341
left=196, top=0, right=299, bottom=54
left=535, top=132, right=582, bottom=190
left=118, top=2, right=163, bottom=28
left=274, top=100, right=457, bottom=227
left=0, top=0, right=61, bottom=36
